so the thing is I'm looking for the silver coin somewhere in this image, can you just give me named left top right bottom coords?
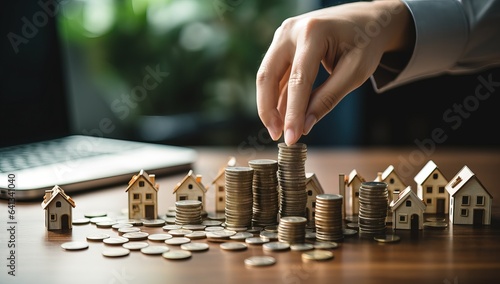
left=263, top=241, right=290, bottom=251
left=245, top=237, right=270, bottom=245
left=141, top=245, right=170, bottom=255
left=165, top=237, right=191, bottom=245
left=148, top=233, right=173, bottom=241
left=426, top=217, right=446, bottom=222
left=302, top=250, right=334, bottom=261
left=168, top=229, right=193, bottom=237
left=112, top=223, right=133, bottom=230
left=61, top=241, right=89, bottom=250
left=182, top=224, right=206, bottom=231
left=180, top=242, right=209, bottom=252
left=202, top=220, right=222, bottom=226
left=103, top=237, right=129, bottom=245
left=96, top=221, right=118, bottom=228
left=314, top=241, right=339, bottom=250
left=90, top=217, right=115, bottom=224
left=72, top=218, right=91, bottom=225
left=84, top=212, right=107, bottom=218
left=374, top=234, right=401, bottom=243
left=290, top=243, right=314, bottom=251
left=229, top=232, right=253, bottom=240
left=163, top=224, right=182, bottom=231
left=220, top=242, right=248, bottom=251
left=343, top=228, right=358, bottom=236
left=185, top=231, right=206, bottom=240
left=118, top=227, right=141, bottom=234
left=122, top=242, right=149, bottom=250
left=102, top=248, right=130, bottom=257
left=122, top=232, right=149, bottom=241
left=86, top=233, right=111, bottom=241
left=244, top=256, right=276, bottom=267
left=206, top=229, right=237, bottom=238
left=423, top=221, right=448, bottom=228
left=143, top=219, right=166, bottom=227
left=162, top=250, right=192, bottom=260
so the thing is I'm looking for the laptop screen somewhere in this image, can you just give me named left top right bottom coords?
left=1, top=2, right=70, bottom=147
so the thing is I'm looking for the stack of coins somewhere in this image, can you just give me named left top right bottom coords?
left=278, top=216, right=307, bottom=244
left=249, top=159, right=279, bottom=227
left=175, top=200, right=202, bottom=225
left=225, top=167, right=254, bottom=228
left=315, top=194, right=344, bottom=241
left=358, top=182, right=388, bottom=235
left=277, top=143, right=307, bottom=218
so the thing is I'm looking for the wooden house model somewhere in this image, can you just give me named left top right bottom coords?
left=41, top=185, right=75, bottom=230
left=446, top=165, right=492, bottom=225
left=173, top=170, right=207, bottom=210
left=305, top=172, right=325, bottom=227
left=346, top=169, right=365, bottom=216
left=211, top=157, right=236, bottom=212
left=374, top=165, right=407, bottom=205
left=414, top=160, right=449, bottom=215
left=126, top=169, right=159, bottom=220
left=390, top=186, right=426, bottom=230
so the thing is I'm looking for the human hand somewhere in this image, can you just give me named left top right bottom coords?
left=256, top=0, right=414, bottom=145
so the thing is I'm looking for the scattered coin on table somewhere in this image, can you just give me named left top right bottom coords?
left=141, top=245, right=170, bottom=255
left=302, top=250, right=334, bottom=261
left=180, top=242, right=209, bottom=252
left=162, top=250, right=192, bottom=260
left=61, top=241, right=89, bottom=250
left=122, top=242, right=149, bottom=250
left=86, top=233, right=111, bottom=241
left=220, top=242, right=248, bottom=251
left=165, top=237, right=191, bottom=245
left=374, top=234, right=401, bottom=243
left=102, top=248, right=130, bottom=257
left=148, top=233, right=173, bottom=241
left=244, top=256, right=276, bottom=267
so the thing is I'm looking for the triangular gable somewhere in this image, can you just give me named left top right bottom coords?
left=173, top=170, right=207, bottom=194
left=211, top=156, right=236, bottom=185
left=125, top=169, right=158, bottom=192
left=414, top=160, right=439, bottom=185
left=446, top=165, right=492, bottom=198
left=390, top=186, right=426, bottom=211
left=347, top=169, right=365, bottom=186
left=41, top=185, right=76, bottom=209
left=380, top=165, right=395, bottom=181
left=306, top=173, right=324, bottom=195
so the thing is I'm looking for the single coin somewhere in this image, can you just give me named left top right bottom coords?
left=72, top=218, right=91, bottom=225
left=122, top=242, right=149, bottom=250
left=103, top=237, right=129, bottom=245
left=290, top=243, right=314, bottom=251
left=229, top=232, right=253, bottom=240
left=207, top=213, right=226, bottom=221
left=182, top=224, right=206, bottom=231
left=165, top=237, right=191, bottom=245
left=343, top=228, right=358, bottom=236
left=180, top=242, right=209, bottom=252
left=426, top=217, right=446, bottom=222
left=162, top=250, right=192, bottom=260
left=185, top=231, right=206, bottom=240
left=84, top=212, right=107, bottom=218
left=244, top=256, right=276, bottom=267
left=245, top=237, right=270, bottom=245
left=314, top=242, right=339, bottom=250
left=302, top=250, right=334, bottom=261
left=118, top=227, right=141, bottom=234
left=163, top=224, right=182, bottom=231
left=90, top=216, right=115, bottom=224
left=61, top=241, right=89, bottom=250
left=347, top=223, right=359, bottom=229
left=141, top=245, right=170, bottom=255
left=112, top=223, right=133, bottom=230
left=220, top=242, right=248, bottom=251
left=86, top=233, right=111, bottom=241
left=205, top=226, right=224, bottom=232
left=122, top=232, right=149, bottom=241
left=263, top=241, right=290, bottom=251
left=168, top=229, right=193, bottom=237
left=423, top=221, right=448, bottom=228
left=96, top=221, right=118, bottom=228
left=148, top=233, right=173, bottom=241
left=143, top=219, right=166, bottom=227
left=374, top=234, right=401, bottom=243
left=202, top=220, right=222, bottom=226
left=102, top=248, right=130, bottom=257
left=125, top=219, right=143, bottom=226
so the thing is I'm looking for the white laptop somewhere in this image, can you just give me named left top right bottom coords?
left=0, top=2, right=197, bottom=200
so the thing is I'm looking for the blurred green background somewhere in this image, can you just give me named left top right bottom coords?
left=58, top=0, right=313, bottom=146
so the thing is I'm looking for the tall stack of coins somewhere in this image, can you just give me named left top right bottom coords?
left=175, top=200, right=202, bottom=225
left=225, top=166, right=254, bottom=228
left=358, top=181, right=388, bottom=235
left=249, top=159, right=279, bottom=227
left=277, top=143, right=307, bottom=218
left=278, top=216, right=307, bottom=244
left=315, top=194, right=344, bottom=241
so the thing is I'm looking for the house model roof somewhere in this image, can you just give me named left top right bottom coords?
left=125, top=169, right=159, bottom=192
left=173, top=170, right=207, bottom=194
left=376, top=165, right=395, bottom=181
left=306, top=172, right=324, bottom=194
left=445, top=165, right=492, bottom=198
left=41, top=185, right=76, bottom=209
left=390, top=186, right=426, bottom=211
left=347, top=169, right=365, bottom=185
left=211, top=156, right=237, bottom=185
left=414, top=160, right=439, bottom=185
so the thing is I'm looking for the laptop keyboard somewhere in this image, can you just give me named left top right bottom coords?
left=0, top=136, right=140, bottom=173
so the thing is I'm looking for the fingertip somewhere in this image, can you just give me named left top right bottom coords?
left=284, top=128, right=297, bottom=146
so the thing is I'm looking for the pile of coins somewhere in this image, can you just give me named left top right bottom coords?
left=175, top=200, right=203, bottom=225
left=277, top=143, right=308, bottom=218
left=225, top=166, right=254, bottom=228
left=248, top=159, right=279, bottom=227
left=277, top=216, right=307, bottom=244
left=315, top=194, right=344, bottom=241
left=358, top=182, right=388, bottom=235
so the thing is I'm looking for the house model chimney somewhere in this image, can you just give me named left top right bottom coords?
left=377, top=172, right=382, bottom=181
left=43, top=190, right=52, bottom=203
left=149, top=174, right=156, bottom=184
left=196, top=175, right=202, bottom=184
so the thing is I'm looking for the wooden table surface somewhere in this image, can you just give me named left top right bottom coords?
left=2, top=146, right=500, bottom=284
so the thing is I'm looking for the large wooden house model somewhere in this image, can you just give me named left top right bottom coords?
left=126, top=169, right=159, bottom=220
left=390, top=186, right=426, bottom=230
left=41, top=185, right=76, bottom=230
left=446, top=165, right=492, bottom=225
left=414, top=160, right=449, bottom=215
left=173, top=170, right=208, bottom=210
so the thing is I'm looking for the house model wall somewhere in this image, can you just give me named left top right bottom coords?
left=305, top=172, right=325, bottom=227
left=446, top=165, right=492, bottom=225
left=211, top=157, right=236, bottom=213
left=390, top=186, right=426, bottom=230
left=414, top=160, right=449, bottom=215
left=41, top=185, right=75, bottom=230
left=126, top=169, right=159, bottom=220
left=173, top=170, right=208, bottom=210
left=346, top=169, right=365, bottom=216
left=374, top=165, right=407, bottom=205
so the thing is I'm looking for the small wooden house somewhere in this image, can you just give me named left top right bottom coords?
left=446, top=165, right=492, bottom=225
left=305, top=172, right=325, bottom=227
left=414, top=160, right=449, bottom=215
left=211, top=157, right=236, bottom=212
left=346, top=169, right=365, bottom=216
left=374, top=165, right=407, bottom=205
left=173, top=170, right=207, bottom=210
left=41, top=185, right=75, bottom=230
left=126, top=169, right=159, bottom=220
left=390, top=186, right=426, bottom=230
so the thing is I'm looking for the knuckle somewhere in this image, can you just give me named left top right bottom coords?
left=288, top=72, right=310, bottom=88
